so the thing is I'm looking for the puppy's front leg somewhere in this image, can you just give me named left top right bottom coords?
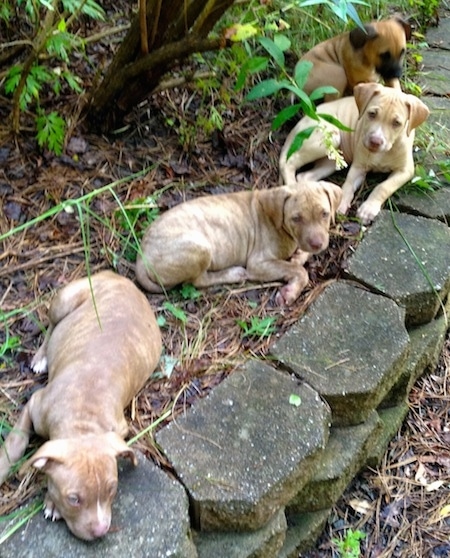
left=0, top=400, right=34, bottom=484
left=247, top=259, right=309, bottom=306
left=275, top=267, right=309, bottom=306
left=357, top=168, right=414, bottom=224
left=338, top=164, right=367, bottom=215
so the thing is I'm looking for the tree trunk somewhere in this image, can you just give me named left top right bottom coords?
left=86, top=0, right=236, bottom=132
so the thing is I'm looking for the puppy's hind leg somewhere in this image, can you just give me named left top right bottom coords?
left=31, top=276, right=93, bottom=373
left=193, top=266, right=248, bottom=288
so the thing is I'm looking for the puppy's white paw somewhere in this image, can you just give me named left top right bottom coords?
left=275, top=275, right=309, bottom=306
left=337, top=199, right=351, bottom=215
left=31, top=356, right=48, bottom=374
left=357, top=200, right=381, bottom=224
left=44, top=497, right=61, bottom=522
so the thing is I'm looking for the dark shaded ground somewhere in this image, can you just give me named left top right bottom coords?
left=1, top=3, right=450, bottom=556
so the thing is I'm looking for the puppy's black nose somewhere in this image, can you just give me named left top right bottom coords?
left=377, top=63, right=403, bottom=80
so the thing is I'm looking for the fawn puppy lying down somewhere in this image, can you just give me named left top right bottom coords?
left=300, top=16, right=410, bottom=100
left=279, top=83, right=429, bottom=224
left=136, top=181, right=342, bottom=305
left=0, top=271, right=162, bottom=540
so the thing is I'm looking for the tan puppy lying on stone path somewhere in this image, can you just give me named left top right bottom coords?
left=0, top=271, right=162, bottom=541
left=301, top=16, right=411, bottom=100
left=136, top=182, right=342, bottom=305
left=279, top=83, right=429, bottom=224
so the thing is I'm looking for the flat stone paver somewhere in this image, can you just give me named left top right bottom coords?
left=271, top=282, right=409, bottom=426
left=419, top=16, right=450, bottom=95
left=193, top=508, right=287, bottom=558
left=279, top=509, right=331, bottom=558
left=345, top=211, right=450, bottom=325
left=396, top=185, right=450, bottom=222
left=289, top=411, right=381, bottom=512
left=156, top=360, right=331, bottom=531
left=0, top=452, right=196, bottom=558
left=381, top=315, right=448, bottom=407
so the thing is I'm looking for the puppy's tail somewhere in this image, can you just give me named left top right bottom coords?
left=135, top=256, right=165, bottom=293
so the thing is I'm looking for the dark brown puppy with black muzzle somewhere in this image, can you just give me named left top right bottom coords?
left=300, top=16, right=411, bottom=101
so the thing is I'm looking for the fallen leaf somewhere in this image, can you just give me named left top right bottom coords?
left=349, top=498, right=372, bottom=515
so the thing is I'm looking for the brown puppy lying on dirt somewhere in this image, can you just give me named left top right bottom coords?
left=279, top=83, right=429, bottom=224
left=0, top=271, right=162, bottom=541
left=300, top=16, right=411, bottom=101
left=135, top=182, right=342, bottom=305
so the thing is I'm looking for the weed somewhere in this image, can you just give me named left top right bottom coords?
left=0, top=323, right=21, bottom=367
left=405, top=161, right=450, bottom=194
left=115, top=197, right=160, bottom=262
left=332, top=528, right=365, bottom=558
left=407, top=0, right=440, bottom=27
left=179, top=284, right=202, bottom=301
left=163, top=301, right=188, bottom=324
left=2, top=0, right=104, bottom=153
left=236, top=315, right=277, bottom=339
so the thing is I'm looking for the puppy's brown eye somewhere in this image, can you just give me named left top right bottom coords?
left=380, top=51, right=391, bottom=61
left=367, top=110, right=377, bottom=120
left=322, top=210, right=330, bottom=220
left=392, top=119, right=402, bottom=128
left=292, top=214, right=303, bottom=224
left=67, top=494, right=81, bottom=507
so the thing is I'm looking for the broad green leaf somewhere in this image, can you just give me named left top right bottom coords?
left=294, top=60, right=312, bottom=90
left=282, top=84, right=318, bottom=119
left=309, top=85, right=339, bottom=102
left=246, top=79, right=282, bottom=101
left=273, top=33, right=291, bottom=52
left=271, top=103, right=302, bottom=131
left=235, top=56, right=268, bottom=91
left=286, top=126, right=317, bottom=160
left=258, top=36, right=285, bottom=69
left=318, top=112, right=354, bottom=132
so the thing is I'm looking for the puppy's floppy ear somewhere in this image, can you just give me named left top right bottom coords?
left=405, top=96, right=430, bottom=136
left=353, top=82, right=383, bottom=116
left=21, top=439, right=71, bottom=474
left=319, top=181, right=342, bottom=222
left=103, top=431, right=137, bottom=466
left=349, top=24, right=378, bottom=49
left=393, top=15, right=412, bottom=40
left=258, top=186, right=291, bottom=230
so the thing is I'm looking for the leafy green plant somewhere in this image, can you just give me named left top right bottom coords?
left=163, top=301, right=188, bottom=324
left=407, top=0, right=440, bottom=27
left=332, top=528, right=365, bottom=558
left=3, top=0, right=104, bottom=154
left=236, top=315, right=277, bottom=339
left=405, top=161, right=450, bottom=193
left=115, top=197, right=160, bottom=262
left=179, top=284, right=202, bottom=301
left=235, top=31, right=352, bottom=159
left=0, top=322, right=21, bottom=367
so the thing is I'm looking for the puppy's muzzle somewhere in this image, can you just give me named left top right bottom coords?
left=376, top=61, right=403, bottom=80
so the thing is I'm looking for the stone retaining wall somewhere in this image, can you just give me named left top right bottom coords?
left=3, top=17, right=450, bottom=558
